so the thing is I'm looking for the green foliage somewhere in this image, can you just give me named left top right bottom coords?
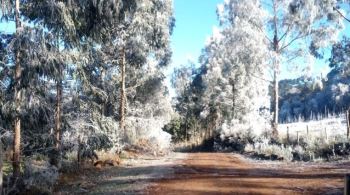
left=215, top=130, right=256, bottom=152
left=163, top=118, right=184, bottom=142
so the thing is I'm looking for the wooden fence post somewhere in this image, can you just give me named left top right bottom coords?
left=325, top=128, right=328, bottom=141
left=287, top=126, right=290, bottom=144
left=345, top=174, right=350, bottom=195
left=306, top=125, right=309, bottom=138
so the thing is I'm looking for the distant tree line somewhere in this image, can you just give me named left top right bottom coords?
left=279, top=37, right=350, bottom=122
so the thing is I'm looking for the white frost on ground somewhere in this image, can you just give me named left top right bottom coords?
left=279, top=114, right=347, bottom=140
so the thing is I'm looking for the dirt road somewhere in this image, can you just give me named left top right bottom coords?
left=147, top=153, right=349, bottom=195
left=56, top=152, right=350, bottom=194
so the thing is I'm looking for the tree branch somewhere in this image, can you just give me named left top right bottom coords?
left=334, top=7, right=350, bottom=23
left=279, top=33, right=308, bottom=52
left=247, top=72, right=272, bottom=83
left=248, top=19, right=273, bottom=44
left=278, top=25, right=291, bottom=43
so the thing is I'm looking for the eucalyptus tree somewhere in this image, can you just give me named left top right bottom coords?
left=111, top=0, right=174, bottom=135
left=171, top=63, right=198, bottom=140
left=196, top=0, right=269, bottom=139
left=218, top=0, right=345, bottom=135
left=0, top=1, right=174, bottom=178
left=73, top=0, right=174, bottom=136
left=0, top=0, right=77, bottom=175
left=0, top=0, right=24, bottom=178
left=218, top=0, right=269, bottom=126
left=19, top=0, right=173, bottom=152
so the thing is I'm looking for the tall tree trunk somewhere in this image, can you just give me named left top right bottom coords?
left=0, top=142, right=3, bottom=194
left=101, top=69, right=106, bottom=118
left=55, top=78, right=62, bottom=150
left=272, top=69, right=279, bottom=136
left=271, top=0, right=279, bottom=137
left=55, top=35, right=62, bottom=151
left=230, top=79, right=235, bottom=119
left=119, top=47, right=126, bottom=137
left=347, top=108, right=350, bottom=138
left=13, top=0, right=22, bottom=178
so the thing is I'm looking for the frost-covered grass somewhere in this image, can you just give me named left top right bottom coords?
left=243, top=114, right=350, bottom=162
left=245, top=139, right=293, bottom=161
left=279, top=114, right=347, bottom=142
left=209, top=114, right=350, bottom=162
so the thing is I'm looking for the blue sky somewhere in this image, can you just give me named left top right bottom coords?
left=165, top=0, right=222, bottom=96
left=168, top=0, right=222, bottom=71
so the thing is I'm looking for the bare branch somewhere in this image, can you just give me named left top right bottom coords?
left=247, top=18, right=273, bottom=44
left=278, top=25, right=291, bottom=43
left=279, top=33, right=308, bottom=52
left=247, top=72, right=272, bottom=83
left=334, top=7, right=350, bottom=23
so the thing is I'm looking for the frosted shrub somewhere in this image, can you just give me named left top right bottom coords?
left=244, top=143, right=254, bottom=152
left=304, top=137, right=328, bottom=154
left=126, top=117, right=172, bottom=152
left=293, top=145, right=305, bottom=160
left=245, top=139, right=293, bottom=161
left=294, top=145, right=305, bottom=155
left=219, top=119, right=250, bottom=140
left=218, top=113, right=270, bottom=140
left=23, top=159, right=59, bottom=193
left=214, top=118, right=268, bottom=152
left=0, top=130, right=12, bottom=150
left=63, top=115, right=123, bottom=156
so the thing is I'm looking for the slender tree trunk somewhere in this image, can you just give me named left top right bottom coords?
left=231, top=79, right=235, bottom=119
left=119, top=47, right=126, bottom=136
left=271, top=0, right=279, bottom=137
left=0, top=142, right=3, bottom=194
left=184, top=110, right=190, bottom=143
left=55, top=35, right=62, bottom=152
left=347, top=108, right=350, bottom=139
left=55, top=78, right=62, bottom=150
left=101, top=69, right=106, bottom=118
left=272, top=69, right=279, bottom=135
left=13, top=0, right=22, bottom=178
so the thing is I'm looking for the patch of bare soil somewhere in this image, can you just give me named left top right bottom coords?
left=54, top=153, right=186, bottom=195
left=147, top=153, right=350, bottom=195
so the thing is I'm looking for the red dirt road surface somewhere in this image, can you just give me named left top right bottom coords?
left=147, top=153, right=350, bottom=195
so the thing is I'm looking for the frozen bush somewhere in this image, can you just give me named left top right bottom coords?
left=126, top=117, right=172, bottom=152
left=23, top=159, right=59, bottom=194
left=62, top=115, right=123, bottom=162
left=292, top=145, right=306, bottom=161
left=215, top=129, right=256, bottom=152
left=218, top=117, right=270, bottom=142
left=246, top=139, right=293, bottom=161
left=0, top=130, right=13, bottom=150
left=244, top=143, right=254, bottom=152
